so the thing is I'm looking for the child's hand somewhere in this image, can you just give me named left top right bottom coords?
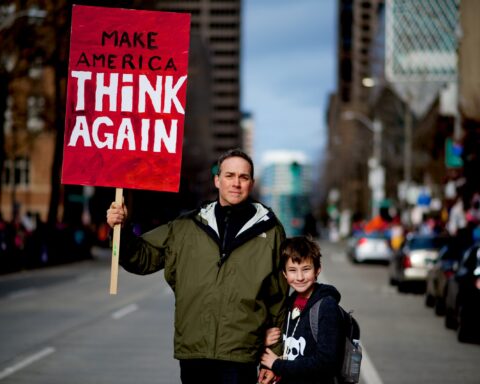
left=260, top=347, right=280, bottom=369
left=265, top=327, right=282, bottom=346
left=257, top=367, right=276, bottom=384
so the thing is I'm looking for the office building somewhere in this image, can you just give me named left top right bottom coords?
left=259, top=151, right=313, bottom=237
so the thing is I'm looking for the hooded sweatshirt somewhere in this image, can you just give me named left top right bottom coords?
left=271, top=283, right=344, bottom=384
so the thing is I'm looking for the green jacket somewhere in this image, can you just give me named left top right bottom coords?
left=119, top=200, right=288, bottom=363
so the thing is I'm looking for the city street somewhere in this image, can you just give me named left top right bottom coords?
left=1, top=2, right=479, bottom=383
left=0, top=242, right=479, bottom=384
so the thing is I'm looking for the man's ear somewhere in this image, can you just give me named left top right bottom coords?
left=249, top=178, right=255, bottom=192
left=214, top=174, right=220, bottom=189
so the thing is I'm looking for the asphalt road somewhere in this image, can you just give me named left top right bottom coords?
left=319, top=240, right=480, bottom=384
left=0, top=242, right=479, bottom=384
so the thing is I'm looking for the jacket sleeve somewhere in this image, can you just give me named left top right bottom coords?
left=118, top=221, right=173, bottom=275
left=265, top=224, right=289, bottom=356
left=272, top=297, right=342, bottom=379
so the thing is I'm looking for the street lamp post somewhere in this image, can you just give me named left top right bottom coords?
left=341, top=111, right=384, bottom=218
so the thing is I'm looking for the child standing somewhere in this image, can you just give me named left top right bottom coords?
left=260, top=236, right=344, bottom=384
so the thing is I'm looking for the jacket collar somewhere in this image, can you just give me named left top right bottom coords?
left=197, top=200, right=272, bottom=237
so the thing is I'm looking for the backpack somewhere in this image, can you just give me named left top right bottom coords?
left=309, top=298, right=362, bottom=384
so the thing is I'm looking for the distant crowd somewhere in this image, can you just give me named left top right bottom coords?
left=0, top=211, right=107, bottom=274
left=349, top=191, right=480, bottom=250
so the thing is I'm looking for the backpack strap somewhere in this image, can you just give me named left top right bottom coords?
left=309, top=298, right=324, bottom=343
left=309, top=297, right=349, bottom=342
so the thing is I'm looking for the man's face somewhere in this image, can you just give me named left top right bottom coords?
left=214, top=156, right=254, bottom=206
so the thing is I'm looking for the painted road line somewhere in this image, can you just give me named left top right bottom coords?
left=111, top=303, right=139, bottom=320
left=360, top=342, right=384, bottom=384
left=6, top=288, right=39, bottom=300
left=318, top=275, right=384, bottom=384
left=0, top=346, right=56, bottom=381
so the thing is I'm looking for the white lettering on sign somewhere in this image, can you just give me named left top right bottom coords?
left=70, top=71, right=186, bottom=114
left=68, top=70, right=186, bottom=154
left=67, top=116, right=178, bottom=153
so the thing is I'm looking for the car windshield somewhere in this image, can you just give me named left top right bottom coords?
left=408, top=237, right=447, bottom=250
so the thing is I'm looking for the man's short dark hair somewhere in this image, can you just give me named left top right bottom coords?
left=217, top=148, right=255, bottom=179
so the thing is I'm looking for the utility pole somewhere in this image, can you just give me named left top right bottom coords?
left=402, top=95, right=413, bottom=226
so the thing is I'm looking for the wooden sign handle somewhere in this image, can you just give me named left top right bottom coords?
left=110, top=188, right=123, bottom=295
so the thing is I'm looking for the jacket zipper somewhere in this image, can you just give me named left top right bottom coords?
left=218, top=210, right=230, bottom=267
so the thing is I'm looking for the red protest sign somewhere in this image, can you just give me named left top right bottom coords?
left=62, top=5, right=190, bottom=192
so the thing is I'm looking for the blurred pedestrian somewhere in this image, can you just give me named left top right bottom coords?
left=260, top=236, right=343, bottom=384
left=390, top=216, right=404, bottom=251
left=447, top=195, right=467, bottom=236
left=302, top=212, right=319, bottom=238
left=106, top=148, right=288, bottom=384
left=0, top=214, right=14, bottom=273
left=465, top=192, right=480, bottom=226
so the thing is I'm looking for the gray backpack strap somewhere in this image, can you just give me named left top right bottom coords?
left=309, top=298, right=324, bottom=343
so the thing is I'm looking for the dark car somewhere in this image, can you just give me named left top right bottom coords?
left=389, top=233, right=449, bottom=293
left=425, top=240, right=464, bottom=315
left=444, top=243, right=480, bottom=343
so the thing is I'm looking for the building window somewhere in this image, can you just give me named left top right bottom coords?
left=212, top=49, right=238, bottom=56
left=209, top=22, right=238, bottom=29
left=27, top=95, right=45, bottom=132
left=2, top=157, right=30, bottom=187
left=210, top=36, right=239, bottom=43
left=210, top=9, right=238, bottom=16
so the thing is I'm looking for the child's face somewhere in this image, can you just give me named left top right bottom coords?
left=283, top=258, right=320, bottom=298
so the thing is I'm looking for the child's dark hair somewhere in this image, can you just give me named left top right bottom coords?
left=280, top=236, right=322, bottom=271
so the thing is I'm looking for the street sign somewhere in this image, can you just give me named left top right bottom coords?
left=445, top=137, right=463, bottom=168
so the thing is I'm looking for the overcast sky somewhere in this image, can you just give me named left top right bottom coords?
left=241, top=0, right=337, bottom=168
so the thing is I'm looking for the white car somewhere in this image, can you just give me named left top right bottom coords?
left=389, top=233, right=449, bottom=293
left=347, top=232, right=393, bottom=263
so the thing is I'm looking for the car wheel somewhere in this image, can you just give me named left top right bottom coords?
left=445, top=307, right=458, bottom=330
left=434, top=297, right=446, bottom=316
left=457, top=306, right=472, bottom=343
left=457, top=323, right=471, bottom=343
left=389, top=273, right=398, bottom=286
left=425, top=293, right=435, bottom=307
left=397, top=281, right=409, bottom=293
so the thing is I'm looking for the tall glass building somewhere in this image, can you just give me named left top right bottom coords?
left=259, top=151, right=313, bottom=237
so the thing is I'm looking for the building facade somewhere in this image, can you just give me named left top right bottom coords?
left=324, top=0, right=384, bottom=224
left=153, top=0, right=242, bottom=161
left=259, top=151, right=314, bottom=237
left=323, top=0, right=468, bottom=235
left=1, top=0, right=243, bottom=228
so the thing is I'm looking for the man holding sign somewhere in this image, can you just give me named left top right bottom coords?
left=62, top=5, right=191, bottom=293
left=107, top=148, right=288, bottom=384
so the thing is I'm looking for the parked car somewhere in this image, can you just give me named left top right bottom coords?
left=425, top=240, right=464, bottom=315
left=389, top=233, right=449, bottom=293
left=444, top=243, right=480, bottom=343
left=346, top=231, right=393, bottom=264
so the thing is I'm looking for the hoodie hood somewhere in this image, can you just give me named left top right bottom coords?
left=288, top=283, right=341, bottom=312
